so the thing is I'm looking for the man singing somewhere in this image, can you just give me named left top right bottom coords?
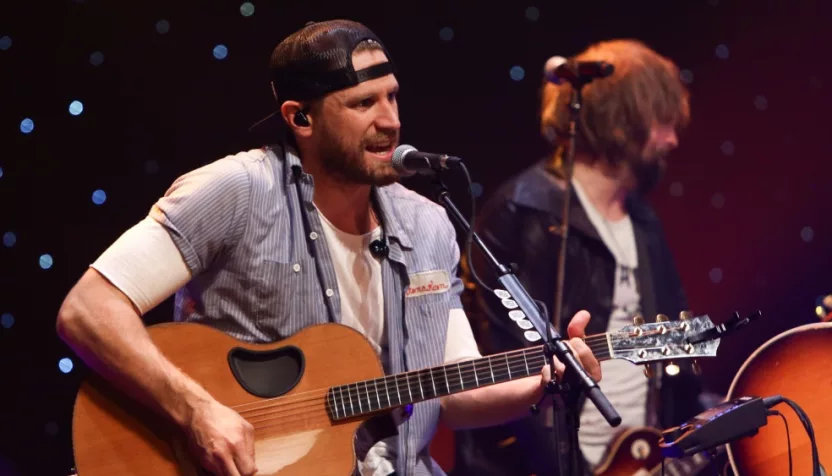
left=56, top=20, right=599, bottom=476
left=453, top=39, right=708, bottom=475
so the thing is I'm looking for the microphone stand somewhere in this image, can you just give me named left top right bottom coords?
left=429, top=143, right=621, bottom=475
left=548, top=77, right=585, bottom=476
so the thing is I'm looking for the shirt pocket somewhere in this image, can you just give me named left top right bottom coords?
left=257, top=257, right=321, bottom=328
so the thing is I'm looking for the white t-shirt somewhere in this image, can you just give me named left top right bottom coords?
left=91, top=212, right=482, bottom=476
left=571, top=179, right=648, bottom=468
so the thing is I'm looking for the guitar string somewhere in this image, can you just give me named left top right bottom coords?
left=235, top=342, right=621, bottom=424
left=243, top=337, right=689, bottom=432
left=229, top=334, right=613, bottom=414
left=246, top=353, right=641, bottom=432
left=245, top=355, right=555, bottom=431
left=237, top=353, right=557, bottom=423
left=234, top=339, right=623, bottom=421
left=234, top=332, right=683, bottom=421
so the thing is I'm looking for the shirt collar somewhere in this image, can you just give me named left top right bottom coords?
left=278, top=143, right=413, bottom=250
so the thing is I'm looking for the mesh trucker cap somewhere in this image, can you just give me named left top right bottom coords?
left=270, top=19, right=396, bottom=105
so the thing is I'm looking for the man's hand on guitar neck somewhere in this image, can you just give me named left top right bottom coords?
left=439, top=310, right=601, bottom=429
left=542, top=310, right=602, bottom=384
left=184, top=396, right=257, bottom=476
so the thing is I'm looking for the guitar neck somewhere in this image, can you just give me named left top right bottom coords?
left=326, top=333, right=611, bottom=421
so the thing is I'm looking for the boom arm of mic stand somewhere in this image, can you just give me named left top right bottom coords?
left=433, top=184, right=621, bottom=428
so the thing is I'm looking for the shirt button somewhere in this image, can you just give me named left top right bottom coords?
left=325, top=288, right=334, bottom=297
left=292, top=263, right=301, bottom=272
left=309, top=231, right=319, bottom=240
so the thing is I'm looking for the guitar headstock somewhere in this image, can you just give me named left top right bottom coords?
left=609, top=311, right=720, bottom=370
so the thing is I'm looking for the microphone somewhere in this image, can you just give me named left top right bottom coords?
left=392, top=145, right=463, bottom=176
left=544, top=56, right=614, bottom=85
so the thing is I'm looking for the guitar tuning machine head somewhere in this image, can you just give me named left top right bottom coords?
left=633, top=314, right=645, bottom=335
left=679, top=310, right=693, bottom=331
left=656, top=314, right=669, bottom=333
left=643, top=364, right=654, bottom=378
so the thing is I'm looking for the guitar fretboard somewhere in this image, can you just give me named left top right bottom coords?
left=325, top=334, right=611, bottom=420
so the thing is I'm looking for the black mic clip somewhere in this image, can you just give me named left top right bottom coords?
left=544, top=56, right=614, bottom=87
left=368, top=238, right=389, bottom=258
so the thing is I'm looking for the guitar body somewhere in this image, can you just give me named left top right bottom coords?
left=593, top=427, right=663, bottom=475
left=72, top=322, right=386, bottom=476
left=726, top=322, right=832, bottom=476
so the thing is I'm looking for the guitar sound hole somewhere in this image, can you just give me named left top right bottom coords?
left=227, top=345, right=305, bottom=398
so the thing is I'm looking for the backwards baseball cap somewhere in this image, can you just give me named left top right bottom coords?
left=270, top=19, right=396, bottom=105
left=250, top=19, right=396, bottom=131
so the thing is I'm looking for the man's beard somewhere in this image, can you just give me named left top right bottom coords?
left=628, top=152, right=668, bottom=195
left=317, top=126, right=399, bottom=187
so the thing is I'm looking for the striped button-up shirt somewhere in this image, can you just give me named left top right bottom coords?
left=150, top=143, right=464, bottom=475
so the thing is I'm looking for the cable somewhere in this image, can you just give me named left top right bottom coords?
left=768, top=410, right=792, bottom=476
left=458, top=162, right=494, bottom=295
left=764, top=395, right=820, bottom=476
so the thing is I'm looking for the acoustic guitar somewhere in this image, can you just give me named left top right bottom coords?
left=726, top=322, right=832, bottom=476
left=71, top=315, right=721, bottom=476
left=594, top=426, right=724, bottom=476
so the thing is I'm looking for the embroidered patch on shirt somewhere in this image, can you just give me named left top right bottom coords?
left=406, top=270, right=450, bottom=298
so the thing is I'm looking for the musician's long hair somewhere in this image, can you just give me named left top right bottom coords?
left=540, top=39, right=690, bottom=174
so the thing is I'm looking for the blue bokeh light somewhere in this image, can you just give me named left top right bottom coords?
left=439, top=27, right=454, bottom=42
left=716, top=44, right=730, bottom=59
left=59, top=358, right=74, bottom=374
left=0, top=166, right=3, bottom=179
left=3, top=231, right=16, bottom=247
left=510, top=66, right=525, bottom=81
left=213, top=44, right=228, bottom=60
left=1, top=313, right=13, bottom=329
left=709, top=267, right=724, bottom=284
left=525, top=7, right=540, bottom=21
left=92, top=189, right=107, bottom=205
left=720, top=140, right=735, bottom=157
left=69, top=100, right=84, bottom=116
left=89, top=51, right=104, bottom=66
left=156, top=19, right=170, bottom=35
left=39, top=254, right=54, bottom=270
left=20, top=118, right=34, bottom=134
left=754, top=95, right=768, bottom=111
left=0, top=36, right=11, bottom=51
left=240, top=2, right=255, bottom=16
left=801, top=226, right=814, bottom=243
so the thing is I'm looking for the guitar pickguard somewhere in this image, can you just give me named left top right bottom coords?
left=227, top=344, right=305, bottom=398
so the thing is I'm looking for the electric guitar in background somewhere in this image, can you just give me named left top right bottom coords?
left=594, top=426, right=725, bottom=476
left=71, top=314, right=722, bottom=476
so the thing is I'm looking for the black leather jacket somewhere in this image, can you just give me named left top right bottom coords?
left=452, top=161, right=705, bottom=476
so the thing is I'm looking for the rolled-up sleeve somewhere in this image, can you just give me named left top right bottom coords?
left=149, top=158, right=251, bottom=276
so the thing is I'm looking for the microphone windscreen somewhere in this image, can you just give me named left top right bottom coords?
left=543, top=56, right=569, bottom=81
left=392, top=144, right=416, bottom=175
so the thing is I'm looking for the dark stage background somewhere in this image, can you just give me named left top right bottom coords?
left=1, top=1, right=830, bottom=475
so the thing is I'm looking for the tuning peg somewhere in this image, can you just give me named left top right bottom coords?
left=655, top=314, right=669, bottom=333
left=634, top=314, right=645, bottom=326
left=665, top=361, right=681, bottom=376
left=643, top=364, right=654, bottom=378
left=691, top=359, right=702, bottom=375
left=679, top=310, right=693, bottom=321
